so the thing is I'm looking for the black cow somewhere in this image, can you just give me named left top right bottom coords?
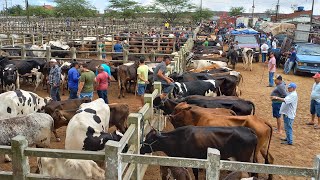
left=153, top=95, right=255, bottom=116
left=172, top=80, right=218, bottom=98
left=141, top=126, right=258, bottom=180
left=51, top=45, right=69, bottom=58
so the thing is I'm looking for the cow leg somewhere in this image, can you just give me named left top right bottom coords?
left=16, top=73, right=20, bottom=90
left=4, top=154, right=11, bottom=162
left=192, top=168, right=199, bottom=180
left=53, top=129, right=61, bottom=142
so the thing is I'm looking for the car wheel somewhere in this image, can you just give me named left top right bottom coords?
left=293, top=64, right=300, bottom=75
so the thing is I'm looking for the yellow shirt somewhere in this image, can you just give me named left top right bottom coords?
left=165, top=22, right=170, bottom=28
left=137, top=65, right=148, bottom=84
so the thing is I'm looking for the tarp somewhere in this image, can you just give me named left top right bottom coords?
left=230, top=28, right=259, bottom=35
left=259, top=22, right=295, bottom=35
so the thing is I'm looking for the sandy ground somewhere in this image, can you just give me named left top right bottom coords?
left=0, top=62, right=319, bottom=180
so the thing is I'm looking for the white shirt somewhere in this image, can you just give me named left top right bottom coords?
left=261, top=43, right=269, bottom=53
left=272, top=41, right=277, bottom=49
left=311, top=83, right=320, bottom=103
left=280, top=91, right=298, bottom=119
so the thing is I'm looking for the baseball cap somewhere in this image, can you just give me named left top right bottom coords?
left=313, top=73, right=320, bottom=79
left=49, top=59, right=57, bottom=63
left=288, top=82, right=297, bottom=89
left=274, top=74, right=282, bottom=81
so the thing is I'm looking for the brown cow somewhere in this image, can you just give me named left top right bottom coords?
left=117, top=59, right=140, bottom=98
left=169, top=103, right=273, bottom=180
left=160, top=166, right=192, bottom=180
left=108, top=103, right=129, bottom=133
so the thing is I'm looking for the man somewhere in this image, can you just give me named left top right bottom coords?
left=153, top=55, right=175, bottom=99
left=266, top=52, right=276, bottom=87
left=67, top=61, right=80, bottom=99
left=95, top=61, right=111, bottom=76
left=98, top=41, right=106, bottom=59
left=123, top=40, right=129, bottom=50
left=137, top=57, right=149, bottom=106
left=95, top=66, right=110, bottom=104
left=114, top=40, right=123, bottom=52
left=261, top=41, right=269, bottom=63
left=48, top=59, right=61, bottom=101
left=164, top=21, right=170, bottom=30
left=284, top=47, right=297, bottom=74
left=272, top=38, right=277, bottom=49
left=270, top=75, right=287, bottom=134
left=307, top=73, right=320, bottom=129
left=203, top=38, right=209, bottom=47
left=77, top=63, right=95, bottom=100
left=271, top=82, right=298, bottom=145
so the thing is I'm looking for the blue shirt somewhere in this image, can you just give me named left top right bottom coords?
left=114, top=43, right=123, bottom=52
left=68, top=67, right=80, bottom=90
left=95, top=64, right=111, bottom=76
left=289, top=51, right=297, bottom=62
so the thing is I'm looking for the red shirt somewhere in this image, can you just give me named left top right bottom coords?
left=96, top=72, right=109, bottom=90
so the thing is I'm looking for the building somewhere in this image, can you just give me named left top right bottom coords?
left=42, top=5, right=54, bottom=10
left=271, top=10, right=312, bottom=23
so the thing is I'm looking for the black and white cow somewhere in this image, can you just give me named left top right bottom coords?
left=65, top=99, right=122, bottom=151
left=0, top=113, right=53, bottom=162
left=0, top=90, right=50, bottom=119
left=1, top=64, right=19, bottom=91
left=242, top=48, right=254, bottom=71
left=173, top=80, right=217, bottom=98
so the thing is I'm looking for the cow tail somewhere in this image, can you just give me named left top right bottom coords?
left=249, top=101, right=255, bottom=115
left=117, top=68, right=121, bottom=90
left=265, top=122, right=273, bottom=164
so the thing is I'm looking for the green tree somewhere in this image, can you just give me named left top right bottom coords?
left=6, top=5, right=24, bottom=16
left=192, top=8, right=214, bottom=23
left=108, top=0, right=146, bottom=21
left=28, top=6, right=54, bottom=17
left=229, top=6, right=245, bottom=16
left=264, top=9, right=276, bottom=15
left=150, top=0, right=195, bottom=23
left=54, top=0, right=97, bottom=17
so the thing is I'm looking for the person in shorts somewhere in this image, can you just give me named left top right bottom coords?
left=307, top=73, right=320, bottom=129
left=137, top=57, right=149, bottom=106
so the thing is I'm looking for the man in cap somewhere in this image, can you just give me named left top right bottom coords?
left=95, top=65, right=110, bottom=104
left=271, top=82, right=298, bottom=145
left=270, top=75, right=287, bottom=134
left=67, top=61, right=80, bottom=99
left=153, top=55, right=174, bottom=100
left=48, top=59, right=61, bottom=101
left=307, top=73, right=320, bottom=129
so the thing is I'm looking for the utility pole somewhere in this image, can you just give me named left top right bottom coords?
left=5, top=0, right=7, bottom=17
left=251, top=0, right=255, bottom=27
left=25, top=0, right=29, bottom=24
left=275, top=0, right=280, bottom=22
left=200, top=0, right=203, bottom=23
left=310, top=0, right=315, bottom=25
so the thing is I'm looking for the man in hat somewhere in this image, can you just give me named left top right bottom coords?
left=307, top=73, right=320, bottom=129
left=270, top=75, right=287, bottom=134
left=95, top=65, right=110, bottom=104
left=48, top=59, right=61, bottom=101
left=271, top=82, right=298, bottom=145
left=67, top=61, right=80, bottom=99
left=153, top=55, right=174, bottom=100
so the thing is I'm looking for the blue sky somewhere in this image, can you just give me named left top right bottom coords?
left=3, top=0, right=319, bottom=15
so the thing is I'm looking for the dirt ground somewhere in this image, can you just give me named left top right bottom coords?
left=0, top=62, right=319, bottom=180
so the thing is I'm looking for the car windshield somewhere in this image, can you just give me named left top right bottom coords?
left=297, top=45, right=320, bottom=56
left=234, top=36, right=257, bottom=44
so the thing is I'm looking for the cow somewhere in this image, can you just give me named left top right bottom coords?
left=153, top=95, right=255, bottom=116
left=44, top=97, right=91, bottom=142
left=169, top=103, right=273, bottom=179
left=172, top=80, right=218, bottom=98
left=117, top=60, right=140, bottom=99
left=0, top=113, right=53, bottom=162
left=140, top=126, right=258, bottom=180
left=242, top=48, right=254, bottom=71
left=223, top=171, right=256, bottom=180
left=190, top=60, right=227, bottom=70
left=0, top=90, right=50, bottom=119
left=37, top=157, right=104, bottom=180
left=160, top=166, right=192, bottom=180
left=65, top=99, right=122, bottom=151
left=1, top=64, right=19, bottom=91
left=31, top=68, right=45, bottom=91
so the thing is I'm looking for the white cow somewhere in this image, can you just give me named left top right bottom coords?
left=0, top=90, right=50, bottom=119
left=242, top=48, right=254, bottom=71
left=48, top=40, right=70, bottom=50
left=30, top=44, right=47, bottom=57
left=0, top=113, right=53, bottom=162
left=65, top=99, right=114, bottom=150
left=38, top=157, right=104, bottom=180
left=191, top=60, right=227, bottom=69
left=31, top=68, right=44, bottom=91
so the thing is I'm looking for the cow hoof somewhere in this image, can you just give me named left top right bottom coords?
left=4, top=155, right=12, bottom=163
left=56, top=138, right=61, bottom=142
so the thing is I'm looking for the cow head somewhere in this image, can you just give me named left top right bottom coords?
left=153, top=96, right=178, bottom=115
left=52, top=109, right=69, bottom=129
left=2, top=64, right=18, bottom=85
left=169, top=102, right=193, bottom=128
left=140, top=129, right=163, bottom=154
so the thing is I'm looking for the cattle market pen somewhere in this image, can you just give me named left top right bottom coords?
left=0, top=25, right=319, bottom=180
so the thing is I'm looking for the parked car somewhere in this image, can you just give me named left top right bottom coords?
left=293, top=43, right=320, bottom=75
left=274, top=34, right=288, bottom=46
left=233, top=34, right=261, bottom=62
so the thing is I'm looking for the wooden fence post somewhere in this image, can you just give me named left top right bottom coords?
left=157, top=37, right=161, bottom=51
left=154, top=82, right=162, bottom=95
left=123, top=49, right=129, bottom=63
left=97, top=48, right=102, bottom=60
left=22, top=36, right=26, bottom=45
left=150, top=50, right=156, bottom=62
left=31, top=34, right=35, bottom=45
left=39, top=34, right=43, bottom=45
left=11, top=135, right=29, bottom=180
left=21, top=46, right=26, bottom=60
left=105, top=141, right=121, bottom=180
left=111, top=34, right=115, bottom=52
left=206, top=148, right=220, bottom=180
left=314, top=155, right=320, bottom=180
left=11, top=36, right=15, bottom=47
left=46, top=46, right=51, bottom=62
left=128, top=113, right=142, bottom=180
left=70, top=47, right=77, bottom=60
left=141, top=36, right=145, bottom=54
